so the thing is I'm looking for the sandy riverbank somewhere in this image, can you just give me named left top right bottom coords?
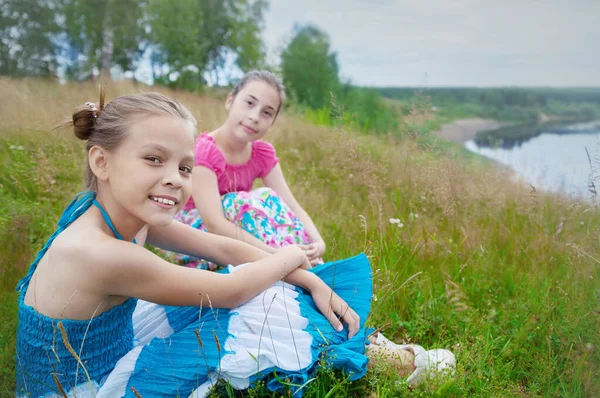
left=435, top=118, right=509, bottom=143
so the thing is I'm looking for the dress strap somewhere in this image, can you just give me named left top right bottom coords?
left=93, top=199, right=125, bottom=241
left=92, top=199, right=137, bottom=244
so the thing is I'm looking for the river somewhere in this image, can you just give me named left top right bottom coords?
left=464, top=122, right=600, bottom=202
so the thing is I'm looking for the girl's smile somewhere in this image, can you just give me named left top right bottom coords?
left=241, top=123, right=258, bottom=134
left=149, top=194, right=179, bottom=208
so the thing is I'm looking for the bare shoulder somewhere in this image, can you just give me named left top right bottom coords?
left=50, top=219, right=121, bottom=273
left=23, top=216, right=138, bottom=316
left=50, top=207, right=149, bottom=271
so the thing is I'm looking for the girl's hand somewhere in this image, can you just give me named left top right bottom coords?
left=310, top=282, right=360, bottom=338
left=279, top=245, right=312, bottom=270
left=305, top=241, right=326, bottom=265
left=300, top=253, right=312, bottom=270
left=276, top=245, right=313, bottom=269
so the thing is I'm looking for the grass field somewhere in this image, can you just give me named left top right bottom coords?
left=1, top=78, right=599, bottom=397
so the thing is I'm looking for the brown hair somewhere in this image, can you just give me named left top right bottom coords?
left=64, top=88, right=197, bottom=191
left=231, top=70, right=286, bottom=117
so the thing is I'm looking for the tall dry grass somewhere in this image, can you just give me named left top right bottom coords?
left=1, top=77, right=599, bottom=397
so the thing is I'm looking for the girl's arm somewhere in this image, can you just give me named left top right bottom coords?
left=92, top=239, right=308, bottom=308
left=282, top=269, right=360, bottom=338
left=263, top=164, right=326, bottom=257
left=192, top=166, right=279, bottom=253
left=92, top=239, right=357, bottom=335
left=147, top=222, right=354, bottom=329
left=145, top=220, right=270, bottom=266
left=147, top=222, right=329, bottom=301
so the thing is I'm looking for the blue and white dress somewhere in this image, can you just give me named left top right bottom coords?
left=16, top=192, right=374, bottom=397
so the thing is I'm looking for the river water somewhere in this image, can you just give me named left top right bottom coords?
left=465, top=122, right=600, bottom=202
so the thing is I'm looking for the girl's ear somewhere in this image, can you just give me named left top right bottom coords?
left=225, top=93, right=234, bottom=110
left=89, top=145, right=110, bottom=183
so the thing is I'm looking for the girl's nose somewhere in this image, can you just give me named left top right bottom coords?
left=249, top=107, right=261, bottom=122
left=164, top=166, right=183, bottom=188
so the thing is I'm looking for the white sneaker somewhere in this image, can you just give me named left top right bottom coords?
left=374, top=333, right=456, bottom=386
left=374, top=331, right=396, bottom=348
left=404, top=345, right=456, bottom=385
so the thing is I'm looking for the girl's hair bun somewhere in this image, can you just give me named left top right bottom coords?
left=72, top=103, right=98, bottom=140
left=71, top=87, right=105, bottom=141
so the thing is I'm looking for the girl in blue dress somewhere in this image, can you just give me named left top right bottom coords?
left=15, top=90, right=454, bottom=397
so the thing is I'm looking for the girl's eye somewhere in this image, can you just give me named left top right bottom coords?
left=146, top=156, right=161, bottom=164
left=246, top=100, right=254, bottom=106
left=263, top=111, right=273, bottom=118
left=180, top=166, right=192, bottom=174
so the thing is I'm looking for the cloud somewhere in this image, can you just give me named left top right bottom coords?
left=263, top=0, right=600, bottom=86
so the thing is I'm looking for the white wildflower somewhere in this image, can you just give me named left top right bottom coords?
left=389, top=218, right=401, bottom=225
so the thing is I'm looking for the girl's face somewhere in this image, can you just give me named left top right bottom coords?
left=102, top=114, right=195, bottom=227
left=225, top=80, right=280, bottom=143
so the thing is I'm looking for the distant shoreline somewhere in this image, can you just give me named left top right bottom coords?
left=438, top=117, right=600, bottom=148
left=435, top=118, right=510, bottom=144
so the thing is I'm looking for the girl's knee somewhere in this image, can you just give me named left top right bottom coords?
left=254, top=186, right=277, bottom=196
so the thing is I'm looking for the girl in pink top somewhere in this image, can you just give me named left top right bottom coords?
left=171, top=71, right=326, bottom=269
left=166, top=71, right=456, bottom=384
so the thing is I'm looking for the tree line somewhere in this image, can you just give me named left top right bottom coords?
left=0, top=1, right=401, bottom=135
left=3, top=1, right=599, bottom=135
left=377, top=87, right=600, bottom=123
left=0, top=0, right=267, bottom=87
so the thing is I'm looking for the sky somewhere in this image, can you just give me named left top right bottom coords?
left=262, top=0, right=600, bottom=87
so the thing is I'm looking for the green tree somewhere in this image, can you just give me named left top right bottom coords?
left=341, top=86, right=399, bottom=134
left=62, top=0, right=146, bottom=80
left=0, top=0, right=62, bottom=76
left=148, top=0, right=267, bottom=90
left=280, top=24, right=340, bottom=109
left=227, top=0, right=267, bottom=74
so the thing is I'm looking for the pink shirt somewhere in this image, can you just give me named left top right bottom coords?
left=183, top=133, right=279, bottom=211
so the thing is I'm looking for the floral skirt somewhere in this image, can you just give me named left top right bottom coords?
left=169, top=187, right=316, bottom=269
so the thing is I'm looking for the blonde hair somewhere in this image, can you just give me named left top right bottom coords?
left=64, top=88, right=197, bottom=191
left=231, top=70, right=286, bottom=116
